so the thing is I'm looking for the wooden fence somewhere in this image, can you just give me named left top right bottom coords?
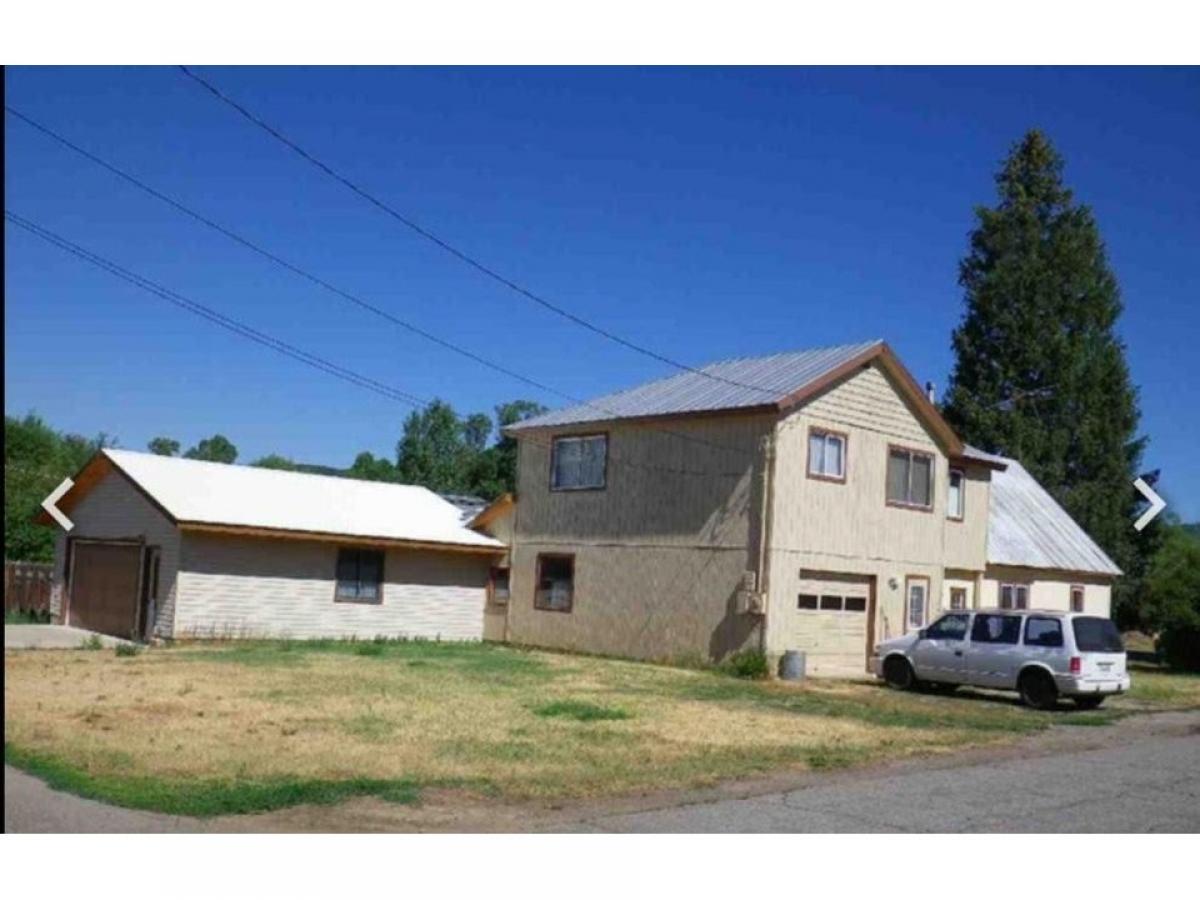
left=4, top=561, right=54, bottom=615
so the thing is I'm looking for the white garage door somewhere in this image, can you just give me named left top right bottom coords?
left=786, top=574, right=873, bottom=677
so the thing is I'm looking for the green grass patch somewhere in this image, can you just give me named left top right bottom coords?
left=671, top=673, right=1047, bottom=735
left=342, top=712, right=397, bottom=741
left=184, top=638, right=551, bottom=680
left=533, top=699, right=632, bottom=722
left=114, top=642, right=142, bottom=658
left=4, top=742, right=423, bottom=817
left=1056, top=710, right=1121, bottom=727
left=5, top=609, right=52, bottom=625
left=78, top=634, right=103, bottom=651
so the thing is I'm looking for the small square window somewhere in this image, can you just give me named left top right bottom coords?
left=1000, top=584, right=1029, bottom=610
left=819, top=595, right=843, bottom=611
left=1070, top=586, right=1084, bottom=613
left=843, top=596, right=867, bottom=613
left=551, top=435, right=607, bottom=491
left=335, top=548, right=384, bottom=604
left=949, top=587, right=968, bottom=610
left=797, top=594, right=818, bottom=610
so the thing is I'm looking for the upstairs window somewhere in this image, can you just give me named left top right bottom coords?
left=551, top=434, right=607, bottom=491
left=947, top=469, right=965, bottom=520
left=335, top=548, right=384, bottom=603
left=887, top=446, right=934, bottom=509
left=807, top=428, right=847, bottom=481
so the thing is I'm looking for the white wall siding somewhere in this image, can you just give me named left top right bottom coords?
left=982, top=565, right=1113, bottom=617
left=51, top=467, right=181, bottom=638
left=175, top=531, right=490, bottom=640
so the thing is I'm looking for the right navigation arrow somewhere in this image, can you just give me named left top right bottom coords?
left=1133, top=477, right=1166, bottom=531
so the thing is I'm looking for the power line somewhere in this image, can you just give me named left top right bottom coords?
left=6, top=210, right=747, bottom=480
left=5, top=104, right=757, bottom=462
left=5, top=211, right=429, bottom=409
left=176, top=65, right=782, bottom=400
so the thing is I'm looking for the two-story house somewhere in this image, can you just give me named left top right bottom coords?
left=500, top=340, right=1120, bottom=676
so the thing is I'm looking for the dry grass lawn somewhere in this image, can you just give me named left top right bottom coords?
left=6, top=639, right=1194, bottom=815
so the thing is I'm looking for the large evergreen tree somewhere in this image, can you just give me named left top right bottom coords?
left=943, top=130, right=1152, bottom=625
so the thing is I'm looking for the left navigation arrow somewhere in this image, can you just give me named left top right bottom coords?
left=42, top=477, right=74, bottom=531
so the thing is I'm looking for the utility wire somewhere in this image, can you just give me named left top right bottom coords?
left=5, top=104, right=757, bottom=462
left=6, top=210, right=746, bottom=480
left=176, top=65, right=782, bottom=400
left=5, top=210, right=426, bottom=408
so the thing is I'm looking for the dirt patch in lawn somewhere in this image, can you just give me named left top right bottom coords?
left=5, top=640, right=1071, bottom=815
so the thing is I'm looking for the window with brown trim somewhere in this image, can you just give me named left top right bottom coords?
left=999, top=583, right=1029, bottom=610
left=335, top=548, right=384, bottom=603
left=534, top=554, right=574, bottom=612
left=887, top=446, right=934, bottom=509
left=1070, top=585, right=1085, bottom=613
left=947, top=469, right=965, bottom=520
left=488, top=566, right=511, bottom=605
left=550, top=434, right=607, bottom=491
left=807, top=428, right=847, bottom=482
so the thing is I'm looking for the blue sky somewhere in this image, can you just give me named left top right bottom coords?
left=5, top=67, right=1198, bottom=519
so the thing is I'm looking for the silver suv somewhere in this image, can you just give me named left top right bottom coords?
left=872, top=609, right=1130, bottom=710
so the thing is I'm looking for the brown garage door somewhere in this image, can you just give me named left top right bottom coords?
left=69, top=542, right=142, bottom=639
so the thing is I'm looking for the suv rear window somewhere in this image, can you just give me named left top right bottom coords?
left=1072, top=617, right=1124, bottom=653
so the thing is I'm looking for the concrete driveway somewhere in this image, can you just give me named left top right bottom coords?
left=4, top=624, right=131, bottom=650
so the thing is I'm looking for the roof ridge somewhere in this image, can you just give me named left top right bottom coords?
left=104, top=447, right=435, bottom=496
left=696, top=338, right=885, bottom=372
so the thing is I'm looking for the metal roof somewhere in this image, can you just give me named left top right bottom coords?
left=987, top=455, right=1121, bottom=576
left=103, top=449, right=503, bottom=550
left=508, top=340, right=885, bottom=430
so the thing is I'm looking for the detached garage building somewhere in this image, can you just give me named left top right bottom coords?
left=43, top=449, right=504, bottom=641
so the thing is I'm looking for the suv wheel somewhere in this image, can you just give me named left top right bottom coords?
left=883, top=656, right=916, bottom=691
left=1018, top=669, right=1058, bottom=710
left=1073, top=695, right=1105, bottom=710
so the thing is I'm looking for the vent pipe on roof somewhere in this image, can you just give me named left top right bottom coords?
left=925, top=380, right=937, bottom=404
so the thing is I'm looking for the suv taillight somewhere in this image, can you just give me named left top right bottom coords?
left=1069, top=656, right=1082, bottom=675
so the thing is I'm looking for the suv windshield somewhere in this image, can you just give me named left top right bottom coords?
left=1072, top=617, right=1124, bottom=653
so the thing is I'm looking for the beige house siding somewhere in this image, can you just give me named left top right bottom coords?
left=765, top=362, right=991, bottom=670
left=982, top=565, right=1113, bottom=617
left=507, top=413, right=772, bottom=662
left=174, top=531, right=491, bottom=640
left=477, top=505, right=514, bottom=642
left=51, top=468, right=181, bottom=638
left=942, top=569, right=981, bottom=612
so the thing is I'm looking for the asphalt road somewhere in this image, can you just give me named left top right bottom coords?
left=569, top=713, right=1200, bottom=832
left=6, top=711, right=1199, bottom=832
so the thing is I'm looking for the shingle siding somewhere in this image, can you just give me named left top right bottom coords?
left=175, top=531, right=490, bottom=640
